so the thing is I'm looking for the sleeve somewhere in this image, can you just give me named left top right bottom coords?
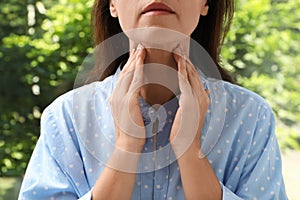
left=18, top=107, right=93, bottom=200
left=221, top=105, right=288, bottom=200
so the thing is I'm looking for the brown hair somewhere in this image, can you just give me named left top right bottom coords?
left=90, top=0, right=234, bottom=83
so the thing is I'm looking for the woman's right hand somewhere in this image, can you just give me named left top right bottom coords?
left=92, top=46, right=146, bottom=199
left=110, top=44, right=146, bottom=154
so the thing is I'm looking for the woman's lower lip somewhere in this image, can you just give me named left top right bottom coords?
left=143, top=10, right=175, bottom=16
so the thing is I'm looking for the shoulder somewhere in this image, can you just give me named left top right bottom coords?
left=42, top=75, right=116, bottom=119
left=217, top=81, right=276, bottom=143
left=216, top=80, right=273, bottom=115
left=38, top=75, right=117, bottom=153
left=225, top=81, right=269, bottom=105
left=39, top=74, right=118, bottom=143
left=203, top=78, right=275, bottom=142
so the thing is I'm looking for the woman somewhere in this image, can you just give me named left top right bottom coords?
left=18, top=0, right=287, bottom=199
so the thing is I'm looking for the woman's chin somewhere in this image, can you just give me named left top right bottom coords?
left=125, top=27, right=189, bottom=50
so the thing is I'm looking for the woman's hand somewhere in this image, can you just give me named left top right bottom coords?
left=92, top=46, right=146, bottom=200
left=110, top=44, right=146, bottom=153
left=170, top=48, right=210, bottom=158
left=169, top=49, right=221, bottom=200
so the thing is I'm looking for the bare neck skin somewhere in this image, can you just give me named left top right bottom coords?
left=130, top=41, right=190, bottom=106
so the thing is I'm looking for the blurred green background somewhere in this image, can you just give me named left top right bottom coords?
left=0, top=0, right=299, bottom=199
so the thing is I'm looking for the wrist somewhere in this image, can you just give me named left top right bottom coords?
left=107, top=147, right=142, bottom=173
left=115, top=141, right=144, bottom=154
left=176, top=141, right=205, bottom=161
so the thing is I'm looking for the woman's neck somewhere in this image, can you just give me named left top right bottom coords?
left=129, top=41, right=189, bottom=106
left=141, top=48, right=178, bottom=106
left=144, top=48, right=177, bottom=70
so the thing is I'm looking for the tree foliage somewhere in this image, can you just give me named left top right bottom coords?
left=0, top=0, right=299, bottom=176
left=222, top=0, right=300, bottom=150
left=0, top=0, right=93, bottom=176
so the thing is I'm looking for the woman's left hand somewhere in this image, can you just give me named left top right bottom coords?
left=170, top=48, right=210, bottom=158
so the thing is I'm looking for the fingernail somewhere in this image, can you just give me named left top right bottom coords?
left=130, top=48, right=135, bottom=55
left=179, top=45, right=186, bottom=59
left=173, top=44, right=180, bottom=54
left=137, top=43, right=143, bottom=52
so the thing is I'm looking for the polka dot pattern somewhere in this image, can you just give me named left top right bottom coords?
left=18, top=68, right=287, bottom=199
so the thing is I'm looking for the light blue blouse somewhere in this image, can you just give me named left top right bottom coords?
left=18, top=67, right=287, bottom=200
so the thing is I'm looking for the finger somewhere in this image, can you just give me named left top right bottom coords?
left=129, top=45, right=146, bottom=94
left=126, top=45, right=146, bottom=128
left=119, top=48, right=137, bottom=76
left=185, top=60, right=210, bottom=131
left=173, top=52, right=192, bottom=96
left=130, top=47, right=136, bottom=56
left=115, top=46, right=140, bottom=93
left=116, top=50, right=136, bottom=89
left=114, top=70, right=133, bottom=95
left=173, top=46, right=188, bottom=82
left=121, top=44, right=144, bottom=81
left=127, top=44, right=144, bottom=71
left=186, top=60, right=204, bottom=91
left=185, top=62, right=210, bottom=112
left=185, top=59, right=205, bottom=93
left=127, top=45, right=141, bottom=73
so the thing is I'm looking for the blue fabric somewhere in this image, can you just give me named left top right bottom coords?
left=18, top=68, right=287, bottom=200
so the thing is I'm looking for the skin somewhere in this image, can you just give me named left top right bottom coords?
left=109, top=0, right=208, bottom=36
left=92, top=0, right=222, bottom=199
